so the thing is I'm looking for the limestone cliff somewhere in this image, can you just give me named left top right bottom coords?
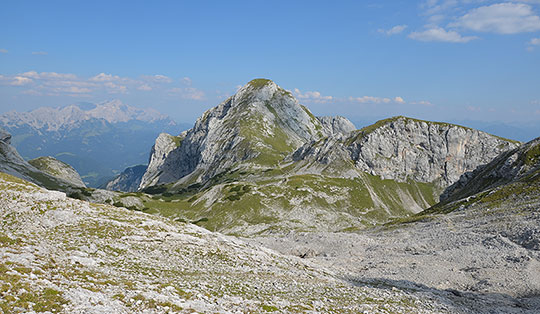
left=139, top=79, right=353, bottom=190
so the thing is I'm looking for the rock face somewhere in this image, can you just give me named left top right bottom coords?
left=104, top=164, right=147, bottom=192
left=0, top=100, right=183, bottom=187
left=29, top=156, right=86, bottom=188
left=441, top=136, right=540, bottom=203
left=139, top=79, right=353, bottom=190
left=139, top=132, right=185, bottom=188
left=0, top=127, right=75, bottom=190
left=317, top=116, right=356, bottom=137
left=294, top=116, right=520, bottom=187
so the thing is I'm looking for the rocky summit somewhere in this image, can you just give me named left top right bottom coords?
left=132, top=79, right=519, bottom=235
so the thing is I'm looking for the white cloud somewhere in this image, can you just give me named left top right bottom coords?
left=450, top=3, right=540, bottom=34
left=168, top=87, right=205, bottom=100
left=379, top=25, right=408, bottom=35
left=31, top=51, right=48, bottom=55
left=530, top=37, right=540, bottom=45
left=90, top=73, right=121, bottom=82
left=293, top=88, right=333, bottom=102
left=181, top=77, right=192, bottom=85
left=151, top=74, right=172, bottom=83
left=137, top=84, right=152, bottom=91
left=11, top=76, right=33, bottom=86
left=1, top=70, right=203, bottom=99
left=409, top=27, right=477, bottom=42
left=410, top=100, right=434, bottom=106
left=103, top=82, right=127, bottom=94
left=349, top=95, right=405, bottom=104
left=183, top=87, right=205, bottom=100
left=0, top=49, right=7, bottom=54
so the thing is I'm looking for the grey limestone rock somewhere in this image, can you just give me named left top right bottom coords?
left=139, top=79, right=352, bottom=190
left=295, top=116, right=520, bottom=188
left=29, top=156, right=86, bottom=188
left=105, top=164, right=148, bottom=192
left=317, top=115, right=356, bottom=137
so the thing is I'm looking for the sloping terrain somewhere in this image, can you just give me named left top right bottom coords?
left=0, top=171, right=477, bottom=313
left=29, top=156, right=86, bottom=188
left=0, top=127, right=78, bottom=192
left=252, top=137, right=540, bottom=313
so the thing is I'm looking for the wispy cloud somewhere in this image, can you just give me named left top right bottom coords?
left=0, top=49, right=7, bottom=54
left=379, top=25, right=408, bottom=35
left=450, top=3, right=540, bottom=34
left=31, top=51, right=48, bottom=55
left=349, top=95, right=405, bottom=104
left=168, top=87, right=205, bottom=100
left=0, top=70, right=196, bottom=98
left=293, top=88, right=333, bottom=102
left=409, top=27, right=477, bottom=42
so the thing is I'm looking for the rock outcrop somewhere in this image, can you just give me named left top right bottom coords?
left=441, top=136, right=540, bottom=203
left=29, top=156, right=86, bottom=188
left=139, top=79, right=354, bottom=190
left=0, top=127, right=75, bottom=190
left=294, top=116, right=520, bottom=187
left=105, top=164, right=147, bottom=192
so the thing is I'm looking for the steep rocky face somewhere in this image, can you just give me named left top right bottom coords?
left=139, top=79, right=347, bottom=189
left=104, top=164, right=147, bottom=192
left=140, top=132, right=186, bottom=188
left=0, top=127, right=76, bottom=190
left=440, top=136, right=540, bottom=203
left=294, top=116, right=520, bottom=187
left=317, top=116, right=356, bottom=137
left=28, top=156, right=86, bottom=188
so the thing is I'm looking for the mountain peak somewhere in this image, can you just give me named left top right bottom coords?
left=247, top=78, right=273, bottom=89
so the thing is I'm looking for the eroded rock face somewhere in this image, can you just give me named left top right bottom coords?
left=317, top=116, right=356, bottom=137
left=139, top=132, right=185, bottom=188
left=105, top=164, right=147, bottom=192
left=294, top=117, right=520, bottom=188
left=441, top=137, right=540, bottom=202
left=139, top=79, right=355, bottom=190
left=351, top=117, right=520, bottom=186
left=29, top=156, right=86, bottom=188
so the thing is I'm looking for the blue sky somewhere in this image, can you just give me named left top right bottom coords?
left=1, top=0, right=539, bottom=128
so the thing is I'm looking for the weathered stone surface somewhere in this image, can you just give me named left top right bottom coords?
left=29, top=156, right=86, bottom=188
left=139, top=79, right=353, bottom=190
left=441, top=136, right=540, bottom=202
left=317, top=116, right=356, bottom=137
left=294, top=116, right=520, bottom=188
left=105, top=164, right=147, bottom=192
left=139, top=132, right=184, bottom=188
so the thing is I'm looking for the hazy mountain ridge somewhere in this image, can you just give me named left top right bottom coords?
left=0, top=100, right=185, bottom=187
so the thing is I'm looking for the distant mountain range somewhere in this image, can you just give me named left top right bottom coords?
left=0, top=100, right=190, bottom=187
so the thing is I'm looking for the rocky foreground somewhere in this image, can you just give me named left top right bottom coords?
left=0, top=171, right=477, bottom=313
